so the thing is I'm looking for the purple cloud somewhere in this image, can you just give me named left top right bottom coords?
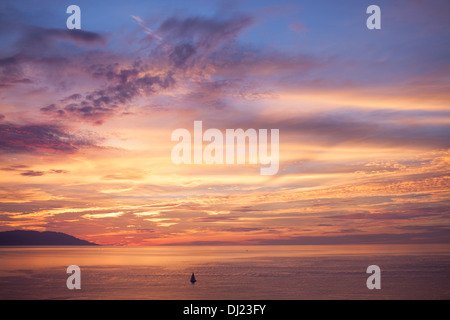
left=40, top=59, right=176, bottom=125
left=0, top=123, right=97, bottom=154
left=222, top=227, right=262, bottom=232
left=19, top=169, right=69, bottom=177
left=158, top=14, right=254, bottom=51
left=194, top=216, right=239, bottom=222
left=14, top=27, right=107, bottom=53
left=0, top=165, right=29, bottom=171
left=20, top=170, right=45, bottom=177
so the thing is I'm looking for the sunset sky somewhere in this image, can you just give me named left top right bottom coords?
left=0, top=0, right=449, bottom=245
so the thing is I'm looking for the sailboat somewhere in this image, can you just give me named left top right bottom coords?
left=190, top=272, right=197, bottom=283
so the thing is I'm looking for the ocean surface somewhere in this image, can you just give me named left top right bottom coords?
left=0, top=244, right=449, bottom=300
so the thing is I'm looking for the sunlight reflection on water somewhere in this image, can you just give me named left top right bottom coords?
left=1, top=244, right=449, bottom=299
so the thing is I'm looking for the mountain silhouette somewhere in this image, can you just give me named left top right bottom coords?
left=0, top=230, right=98, bottom=245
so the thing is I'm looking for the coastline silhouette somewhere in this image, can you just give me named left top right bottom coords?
left=0, top=230, right=98, bottom=246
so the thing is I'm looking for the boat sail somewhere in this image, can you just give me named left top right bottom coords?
left=190, top=272, right=197, bottom=283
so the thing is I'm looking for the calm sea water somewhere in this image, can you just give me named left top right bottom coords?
left=0, top=245, right=449, bottom=300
